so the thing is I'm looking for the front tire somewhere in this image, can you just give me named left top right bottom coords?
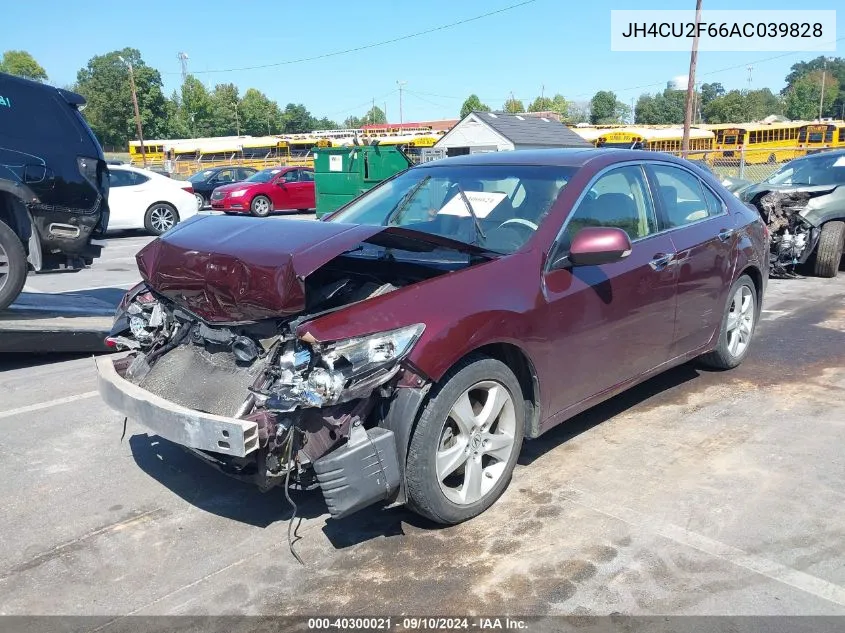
left=405, top=356, right=525, bottom=524
left=144, top=203, right=179, bottom=236
left=699, top=274, right=757, bottom=370
left=0, top=221, right=28, bottom=311
left=250, top=195, right=272, bottom=217
left=813, top=220, right=844, bottom=278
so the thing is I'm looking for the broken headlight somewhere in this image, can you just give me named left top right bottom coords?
left=314, top=323, right=426, bottom=404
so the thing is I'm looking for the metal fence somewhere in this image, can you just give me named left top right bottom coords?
left=667, top=146, right=840, bottom=183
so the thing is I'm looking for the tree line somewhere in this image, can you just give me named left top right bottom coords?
left=2, top=49, right=843, bottom=149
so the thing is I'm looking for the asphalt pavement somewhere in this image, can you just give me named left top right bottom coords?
left=1, top=223, right=844, bottom=618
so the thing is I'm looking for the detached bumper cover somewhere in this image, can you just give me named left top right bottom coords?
left=96, top=356, right=259, bottom=457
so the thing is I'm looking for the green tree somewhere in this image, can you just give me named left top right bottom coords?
left=209, top=83, right=241, bottom=136
left=343, top=115, right=363, bottom=128
left=503, top=97, right=524, bottom=113
left=459, top=94, right=490, bottom=118
left=282, top=103, right=315, bottom=133
left=527, top=96, right=554, bottom=112
left=746, top=88, right=782, bottom=120
left=635, top=89, right=686, bottom=124
left=784, top=56, right=845, bottom=118
left=179, top=75, right=214, bottom=137
left=363, top=105, right=387, bottom=125
left=785, top=71, right=840, bottom=121
left=0, top=50, right=48, bottom=81
left=240, top=88, right=283, bottom=135
left=549, top=94, right=569, bottom=119
left=590, top=90, right=628, bottom=124
left=313, top=117, right=339, bottom=130
left=75, top=48, right=168, bottom=149
left=699, top=82, right=725, bottom=108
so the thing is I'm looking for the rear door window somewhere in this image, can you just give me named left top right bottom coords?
left=650, top=164, right=713, bottom=228
left=0, top=77, right=89, bottom=150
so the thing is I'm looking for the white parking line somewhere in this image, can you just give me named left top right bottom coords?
left=56, top=282, right=138, bottom=295
left=563, top=487, right=845, bottom=607
left=0, top=392, right=99, bottom=420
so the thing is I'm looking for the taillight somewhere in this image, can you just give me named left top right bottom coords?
left=182, top=184, right=194, bottom=194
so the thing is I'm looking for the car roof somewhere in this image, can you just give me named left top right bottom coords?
left=416, top=148, right=691, bottom=169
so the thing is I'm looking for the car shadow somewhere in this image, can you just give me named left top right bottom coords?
left=519, top=362, right=702, bottom=466
left=0, top=352, right=98, bottom=371
left=128, top=433, right=326, bottom=528
left=124, top=363, right=702, bottom=542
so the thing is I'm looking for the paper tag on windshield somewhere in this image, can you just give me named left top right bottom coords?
left=834, top=156, right=845, bottom=167
left=438, top=191, right=506, bottom=218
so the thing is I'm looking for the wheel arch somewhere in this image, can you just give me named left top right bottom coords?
left=737, top=263, right=764, bottom=315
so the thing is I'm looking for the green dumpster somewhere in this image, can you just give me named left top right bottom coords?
left=314, top=145, right=413, bottom=218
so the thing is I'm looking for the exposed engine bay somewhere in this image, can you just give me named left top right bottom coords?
left=743, top=187, right=835, bottom=278
left=107, top=253, right=444, bottom=494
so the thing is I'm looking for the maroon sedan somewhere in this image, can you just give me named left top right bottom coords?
left=210, top=166, right=315, bottom=216
left=98, top=149, right=768, bottom=525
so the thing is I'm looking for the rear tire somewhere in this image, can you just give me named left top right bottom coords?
left=0, top=221, right=28, bottom=311
left=144, top=203, right=179, bottom=236
left=813, top=221, right=844, bottom=278
left=699, top=274, right=757, bottom=370
left=250, top=195, right=271, bottom=217
left=405, top=355, right=525, bottom=524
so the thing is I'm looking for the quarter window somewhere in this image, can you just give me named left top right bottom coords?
left=562, top=165, right=657, bottom=245
left=650, top=165, right=713, bottom=228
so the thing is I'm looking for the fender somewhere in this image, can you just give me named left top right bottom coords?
left=0, top=184, right=41, bottom=269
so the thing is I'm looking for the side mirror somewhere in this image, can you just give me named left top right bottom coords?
left=568, top=226, right=632, bottom=267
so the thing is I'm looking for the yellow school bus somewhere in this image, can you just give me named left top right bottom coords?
left=703, top=122, right=805, bottom=164
left=798, top=122, right=845, bottom=153
left=590, top=127, right=714, bottom=153
left=128, top=140, right=166, bottom=165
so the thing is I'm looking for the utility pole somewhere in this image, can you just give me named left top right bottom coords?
left=397, top=80, right=407, bottom=124
left=681, top=0, right=703, bottom=157
left=746, top=65, right=753, bottom=92
left=233, top=101, right=240, bottom=136
left=819, top=57, right=829, bottom=120
left=119, top=56, right=146, bottom=168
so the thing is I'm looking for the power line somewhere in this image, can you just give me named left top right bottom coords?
left=165, top=0, right=539, bottom=76
left=324, top=89, right=398, bottom=117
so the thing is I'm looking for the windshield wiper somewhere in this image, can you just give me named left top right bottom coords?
left=455, top=184, right=486, bottom=244
left=386, top=175, right=431, bottom=226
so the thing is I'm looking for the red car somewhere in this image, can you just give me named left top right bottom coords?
left=210, top=166, right=315, bottom=216
left=99, top=149, right=768, bottom=525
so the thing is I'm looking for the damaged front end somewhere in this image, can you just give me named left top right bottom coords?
left=743, top=186, right=833, bottom=278
left=96, top=216, right=491, bottom=519
left=99, top=285, right=423, bottom=518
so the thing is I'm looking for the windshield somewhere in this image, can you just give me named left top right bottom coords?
left=245, top=168, right=281, bottom=183
left=328, top=164, right=575, bottom=254
left=188, top=170, right=216, bottom=183
left=764, top=154, right=845, bottom=186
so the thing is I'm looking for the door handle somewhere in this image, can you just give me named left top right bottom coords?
left=717, top=229, right=734, bottom=242
left=649, top=253, right=675, bottom=270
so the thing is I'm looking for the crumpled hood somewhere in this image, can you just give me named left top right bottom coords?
left=739, top=182, right=837, bottom=202
left=136, top=215, right=496, bottom=323
left=136, top=215, right=385, bottom=322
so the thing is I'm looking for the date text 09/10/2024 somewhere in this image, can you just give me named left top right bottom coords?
left=307, top=617, right=529, bottom=631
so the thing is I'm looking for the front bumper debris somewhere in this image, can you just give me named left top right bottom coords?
left=96, top=356, right=260, bottom=457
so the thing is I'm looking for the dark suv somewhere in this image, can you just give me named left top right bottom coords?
left=0, top=72, right=109, bottom=310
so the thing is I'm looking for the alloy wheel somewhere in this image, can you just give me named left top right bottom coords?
left=253, top=197, right=270, bottom=216
left=726, top=285, right=754, bottom=357
left=436, top=380, right=517, bottom=506
left=194, top=193, right=204, bottom=209
left=149, top=205, right=176, bottom=233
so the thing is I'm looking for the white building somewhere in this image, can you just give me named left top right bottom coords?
left=433, top=111, right=592, bottom=157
